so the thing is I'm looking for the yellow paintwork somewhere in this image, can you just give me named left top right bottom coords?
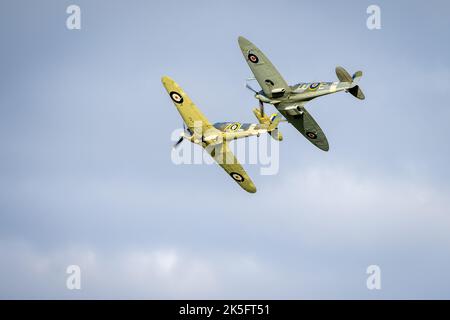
left=161, top=76, right=212, bottom=134
left=252, top=108, right=283, bottom=141
left=224, top=122, right=242, bottom=131
left=208, top=142, right=256, bottom=193
left=162, top=76, right=257, bottom=193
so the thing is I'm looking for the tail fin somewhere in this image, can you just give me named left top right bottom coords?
left=335, top=66, right=365, bottom=100
left=268, top=113, right=281, bottom=131
left=253, top=108, right=283, bottom=141
left=352, top=70, right=363, bottom=83
left=350, top=70, right=365, bottom=99
left=267, top=113, right=283, bottom=141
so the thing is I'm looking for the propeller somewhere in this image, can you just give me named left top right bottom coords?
left=245, top=83, right=258, bottom=94
left=245, top=82, right=265, bottom=117
left=173, top=136, right=184, bottom=149
left=173, top=123, right=190, bottom=149
left=259, top=100, right=264, bottom=117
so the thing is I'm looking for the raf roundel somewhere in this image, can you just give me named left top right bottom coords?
left=170, top=91, right=184, bottom=104
left=230, top=172, right=245, bottom=183
left=309, top=83, right=320, bottom=90
left=248, top=53, right=259, bottom=64
left=306, top=132, right=317, bottom=140
left=229, top=123, right=240, bottom=131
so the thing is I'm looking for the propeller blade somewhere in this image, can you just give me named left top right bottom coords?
left=173, top=136, right=184, bottom=149
left=245, top=83, right=258, bottom=93
left=259, top=100, right=264, bottom=117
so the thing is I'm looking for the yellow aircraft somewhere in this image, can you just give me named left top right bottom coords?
left=162, top=76, right=282, bottom=193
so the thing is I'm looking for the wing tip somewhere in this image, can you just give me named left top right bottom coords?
left=246, top=185, right=257, bottom=193
left=161, top=76, right=182, bottom=93
left=320, top=142, right=330, bottom=152
left=161, top=76, right=170, bottom=88
left=161, top=75, right=173, bottom=84
left=238, top=35, right=251, bottom=47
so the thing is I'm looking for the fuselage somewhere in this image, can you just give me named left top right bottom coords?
left=183, top=121, right=274, bottom=149
left=288, top=81, right=352, bottom=102
left=256, top=81, right=353, bottom=105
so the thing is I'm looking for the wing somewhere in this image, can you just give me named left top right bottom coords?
left=208, top=142, right=257, bottom=193
left=161, top=76, right=212, bottom=134
left=238, top=36, right=290, bottom=98
left=279, top=105, right=329, bottom=151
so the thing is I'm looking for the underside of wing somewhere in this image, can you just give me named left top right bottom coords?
left=238, top=36, right=290, bottom=99
left=161, top=76, right=212, bottom=134
left=207, top=142, right=257, bottom=193
left=279, top=105, right=329, bottom=151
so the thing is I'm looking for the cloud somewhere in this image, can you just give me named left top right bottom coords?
left=1, top=0, right=450, bottom=299
left=1, top=164, right=449, bottom=298
left=271, top=165, right=450, bottom=241
left=0, top=240, right=277, bottom=299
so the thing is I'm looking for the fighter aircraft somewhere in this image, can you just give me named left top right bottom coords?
left=238, top=36, right=365, bottom=151
left=162, top=76, right=282, bottom=193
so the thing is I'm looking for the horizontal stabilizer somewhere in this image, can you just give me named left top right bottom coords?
left=348, top=85, right=365, bottom=100
left=336, top=66, right=353, bottom=82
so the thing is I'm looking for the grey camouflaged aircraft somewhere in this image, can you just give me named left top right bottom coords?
left=162, top=76, right=282, bottom=193
left=238, top=36, right=365, bottom=151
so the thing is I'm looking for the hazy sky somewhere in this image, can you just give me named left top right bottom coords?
left=1, top=0, right=450, bottom=298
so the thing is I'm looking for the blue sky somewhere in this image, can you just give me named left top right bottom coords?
left=0, top=0, right=450, bottom=298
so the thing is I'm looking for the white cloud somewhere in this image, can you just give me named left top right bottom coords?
left=257, top=165, right=450, bottom=243
left=1, top=165, right=450, bottom=298
left=0, top=240, right=275, bottom=298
